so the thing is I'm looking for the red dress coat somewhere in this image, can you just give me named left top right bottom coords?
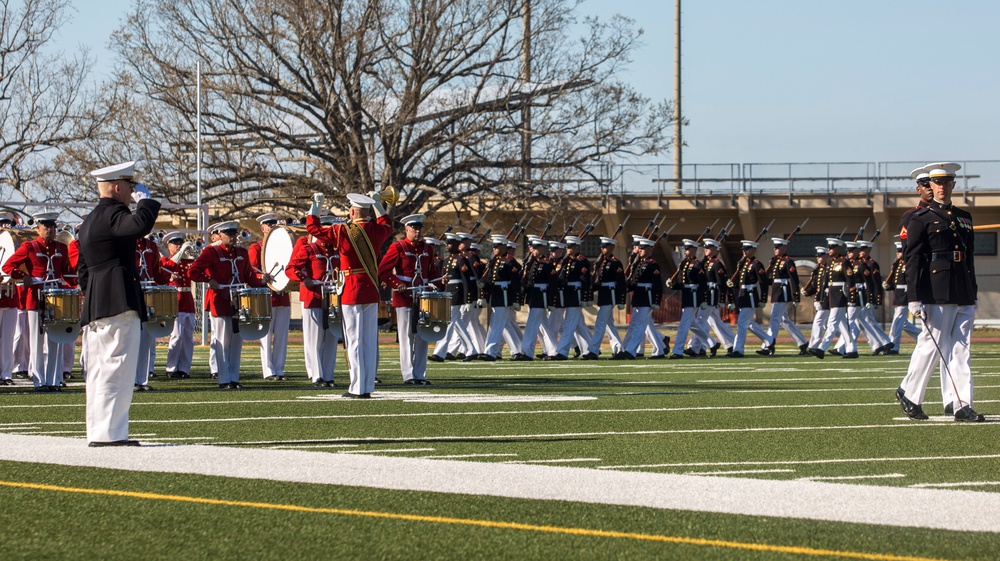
left=377, top=237, right=443, bottom=307
left=305, top=215, right=391, bottom=305
left=188, top=243, right=259, bottom=317
left=136, top=238, right=171, bottom=285
left=160, top=254, right=196, bottom=313
left=286, top=236, right=339, bottom=309
left=248, top=240, right=291, bottom=307
left=2, top=238, right=71, bottom=311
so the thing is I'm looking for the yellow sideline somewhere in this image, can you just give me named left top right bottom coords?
left=0, top=480, right=949, bottom=561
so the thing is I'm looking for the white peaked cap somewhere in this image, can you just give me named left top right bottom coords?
left=347, top=193, right=375, bottom=208
left=400, top=214, right=425, bottom=226
left=599, top=236, right=616, bottom=245
left=927, top=162, right=961, bottom=178
left=740, top=240, right=758, bottom=248
left=681, top=238, right=698, bottom=248
left=637, top=237, right=655, bottom=248
left=163, top=231, right=185, bottom=243
left=771, top=237, right=788, bottom=246
left=564, top=236, right=583, bottom=246
left=90, top=161, right=136, bottom=181
left=826, top=238, right=844, bottom=246
left=815, top=246, right=828, bottom=255
left=32, top=211, right=60, bottom=222
left=256, top=213, right=279, bottom=224
left=703, top=239, right=721, bottom=249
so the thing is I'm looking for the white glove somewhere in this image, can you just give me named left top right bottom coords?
left=310, top=192, right=324, bottom=216
left=727, top=303, right=735, bottom=310
left=170, top=241, right=194, bottom=264
left=699, top=302, right=708, bottom=310
left=664, top=279, right=673, bottom=290
left=864, top=303, right=874, bottom=310
left=908, top=301, right=924, bottom=318
left=882, top=282, right=891, bottom=290
left=476, top=298, right=487, bottom=308
left=813, top=301, right=822, bottom=312
left=460, top=303, right=470, bottom=313
left=370, top=197, right=386, bottom=218
left=726, top=279, right=734, bottom=288
left=366, top=190, right=378, bottom=200
left=131, top=183, right=151, bottom=203
left=616, top=303, right=625, bottom=310
left=582, top=300, right=593, bottom=307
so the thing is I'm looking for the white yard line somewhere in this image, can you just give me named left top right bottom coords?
left=416, top=453, right=518, bottom=459
left=801, top=474, right=907, bottom=481
left=911, top=481, right=1000, bottom=488
left=505, top=458, right=602, bottom=464
left=0, top=434, right=996, bottom=533
left=337, top=448, right=435, bottom=454
left=599, top=453, right=1000, bottom=470
left=684, top=469, right=796, bottom=476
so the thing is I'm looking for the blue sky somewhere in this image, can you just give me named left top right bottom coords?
left=56, top=0, right=999, bottom=165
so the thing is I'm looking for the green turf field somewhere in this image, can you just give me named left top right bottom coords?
left=0, top=336, right=997, bottom=560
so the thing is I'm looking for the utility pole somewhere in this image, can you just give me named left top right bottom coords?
left=522, top=0, right=532, bottom=186
left=673, top=0, right=682, bottom=195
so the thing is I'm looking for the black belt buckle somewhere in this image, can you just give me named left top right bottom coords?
left=954, top=251, right=962, bottom=263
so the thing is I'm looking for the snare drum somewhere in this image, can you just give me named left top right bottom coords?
left=377, top=300, right=393, bottom=326
left=237, top=287, right=272, bottom=322
left=42, top=288, right=81, bottom=324
left=418, top=291, right=452, bottom=325
left=143, top=286, right=179, bottom=322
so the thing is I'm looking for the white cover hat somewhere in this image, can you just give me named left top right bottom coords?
left=681, top=238, right=698, bottom=248
left=490, top=235, right=508, bottom=245
left=599, top=236, right=616, bottom=245
left=564, top=236, right=583, bottom=246
left=549, top=241, right=567, bottom=249
left=927, top=162, right=961, bottom=178
left=771, top=237, right=788, bottom=246
left=32, top=211, right=60, bottom=223
left=90, top=161, right=136, bottom=181
left=456, top=232, right=473, bottom=241
left=703, top=239, right=721, bottom=249
left=400, top=214, right=425, bottom=226
left=256, top=213, right=279, bottom=224
left=163, top=231, right=185, bottom=243
left=894, top=241, right=903, bottom=250
left=347, top=193, right=375, bottom=208
left=637, top=237, right=655, bottom=248
left=470, top=243, right=482, bottom=251
left=815, top=246, right=828, bottom=255
left=826, top=238, right=844, bottom=246
left=740, top=240, right=759, bottom=248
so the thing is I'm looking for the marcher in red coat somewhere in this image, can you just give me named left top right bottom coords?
left=189, top=221, right=259, bottom=389
left=160, top=232, right=196, bottom=379
left=287, top=219, right=342, bottom=386
left=306, top=192, right=392, bottom=397
left=248, top=213, right=290, bottom=380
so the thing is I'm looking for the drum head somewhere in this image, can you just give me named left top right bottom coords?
left=417, top=323, right=447, bottom=342
left=240, top=319, right=270, bottom=341
left=46, top=322, right=80, bottom=344
left=145, top=318, right=175, bottom=338
left=261, top=226, right=306, bottom=292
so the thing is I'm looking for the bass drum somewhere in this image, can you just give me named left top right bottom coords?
left=0, top=229, right=38, bottom=275
left=260, top=225, right=307, bottom=292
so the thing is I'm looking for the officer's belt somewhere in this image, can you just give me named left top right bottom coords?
left=636, top=283, right=652, bottom=288
left=494, top=281, right=510, bottom=288
left=601, top=282, right=617, bottom=287
left=707, top=282, right=718, bottom=288
left=855, top=283, right=866, bottom=289
left=566, top=281, right=582, bottom=287
left=684, top=284, right=698, bottom=289
left=742, top=283, right=756, bottom=290
left=447, top=279, right=462, bottom=284
left=342, top=268, right=367, bottom=276
left=931, top=251, right=964, bottom=262
left=772, top=278, right=790, bottom=285
left=533, top=283, right=549, bottom=289
left=395, top=275, right=413, bottom=282
left=830, top=282, right=846, bottom=287
left=896, top=285, right=907, bottom=291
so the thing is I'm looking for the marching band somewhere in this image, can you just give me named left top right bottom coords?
left=0, top=160, right=984, bottom=423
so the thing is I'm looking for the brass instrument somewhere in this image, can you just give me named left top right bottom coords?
left=377, top=185, right=399, bottom=206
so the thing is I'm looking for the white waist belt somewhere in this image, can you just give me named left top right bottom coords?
left=830, top=282, right=846, bottom=287
left=601, top=282, right=617, bottom=287
left=396, top=275, right=413, bottom=282
left=773, top=278, right=789, bottom=285
left=566, top=281, right=582, bottom=287
left=742, top=284, right=756, bottom=290
left=534, top=283, right=548, bottom=289
left=855, top=283, right=866, bottom=289
left=707, top=282, right=718, bottom=288
left=684, top=284, right=698, bottom=289
left=447, top=279, right=462, bottom=284
left=494, top=281, right=509, bottom=288
left=637, top=283, right=652, bottom=288
left=896, top=285, right=907, bottom=291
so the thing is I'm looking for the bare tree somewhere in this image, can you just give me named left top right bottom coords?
left=109, top=0, right=673, bottom=218
left=0, top=0, right=106, bottom=207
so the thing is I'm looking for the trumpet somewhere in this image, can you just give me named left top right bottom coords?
left=376, top=185, right=399, bottom=206
left=238, top=228, right=254, bottom=244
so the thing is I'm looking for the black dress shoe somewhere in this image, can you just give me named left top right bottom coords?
left=550, top=354, right=568, bottom=361
left=342, top=392, right=362, bottom=398
left=63, top=372, right=73, bottom=379
left=229, top=382, right=242, bottom=389
left=610, top=352, right=635, bottom=360
left=13, top=371, right=28, bottom=379
left=829, top=349, right=841, bottom=357
left=88, top=440, right=140, bottom=447
left=648, top=354, right=668, bottom=360
left=35, top=385, right=52, bottom=392
left=683, top=348, right=698, bottom=357
left=895, top=388, right=929, bottom=420
left=455, top=353, right=467, bottom=361
left=726, top=351, right=744, bottom=358
left=662, top=335, right=671, bottom=349
left=667, top=353, right=683, bottom=360
left=360, top=393, right=372, bottom=398
left=462, top=354, right=477, bottom=362
left=886, top=350, right=900, bottom=356
left=404, top=380, right=417, bottom=385
left=168, top=371, right=184, bottom=379
left=313, top=380, right=327, bottom=387
left=808, top=348, right=825, bottom=359
left=841, top=351, right=859, bottom=359
left=136, top=384, right=153, bottom=391
left=428, top=355, right=445, bottom=362
left=755, top=348, right=772, bottom=356
left=418, top=379, right=432, bottom=385
left=210, top=372, right=218, bottom=379
left=954, top=406, right=985, bottom=422
left=573, top=346, right=581, bottom=358
left=445, top=353, right=457, bottom=361
left=944, top=402, right=955, bottom=416
left=219, top=383, right=231, bottom=389
left=510, top=353, right=533, bottom=361
left=710, top=342, right=721, bottom=357
left=375, top=378, right=382, bottom=384
left=477, top=353, right=497, bottom=361
left=581, top=352, right=598, bottom=360
left=798, top=344, right=809, bottom=355
left=265, top=375, right=279, bottom=380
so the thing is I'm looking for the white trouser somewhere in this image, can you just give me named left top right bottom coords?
left=260, top=305, right=290, bottom=378
left=433, top=305, right=475, bottom=358
left=396, top=306, right=428, bottom=382
left=859, top=306, right=891, bottom=348
left=62, top=340, right=75, bottom=376
left=302, top=306, right=339, bottom=382
left=889, top=305, right=920, bottom=351
left=809, top=309, right=829, bottom=349
left=467, top=306, right=487, bottom=354
left=13, top=309, right=28, bottom=372
left=764, top=302, right=807, bottom=348
left=520, top=307, right=556, bottom=357
left=0, top=307, right=16, bottom=378
left=165, top=312, right=195, bottom=374
left=673, top=307, right=710, bottom=355
left=209, top=315, right=243, bottom=384
left=622, top=307, right=653, bottom=356
left=483, top=306, right=511, bottom=358
left=503, top=311, right=523, bottom=354
left=27, top=310, right=62, bottom=388
left=900, top=304, right=974, bottom=409
left=556, top=307, right=591, bottom=356
left=731, top=307, right=755, bottom=354
left=642, top=314, right=666, bottom=356
left=819, top=307, right=856, bottom=353
left=588, top=305, right=624, bottom=356
left=84, top=311, right=140, bottom=443
left=342, top=303, right=378, bottom=395
left=701, top=307, right=734, bottom=349
left=135, top=328, right=155, bottom=385
left=208, top=315, right=219, bottom=376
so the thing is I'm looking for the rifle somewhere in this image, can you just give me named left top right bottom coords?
left=869, top=220, right=888, bottom=243
left=784, top=217, right=809, bottom=241
left=505, top=212, right=529, bottom=240
left=639, top=212, right=660, bottom=239
left=611, top=215, right=630, bottom=241
left=715, top=219, right=734, bottom=242
left=728, top=219, right=775, bottom=286
left=575, top=212, right=603, bottom=238
left=649, top=213, right=669, bottom=238
left=561, top=216, right=581, bottom=240
left=694, top=218, right=720, bottom=243
left=468, top=209, right=490, bottom=236
left=510, top=216, right=533, bottom=243
left=476, top=224, right=496, bottom=245
left=853, top=217, right=870, bottom=242
left=538, top=214, right=556, bottom=239
left=436, top=224, right=454, bottom=241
